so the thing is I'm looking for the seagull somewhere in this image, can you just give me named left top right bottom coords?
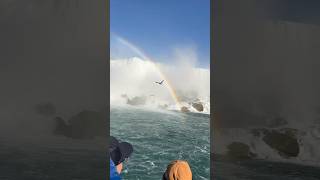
left=154, top=80, right=164, bottom=85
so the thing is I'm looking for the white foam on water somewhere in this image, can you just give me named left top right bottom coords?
left=214, top=126, right=320, bottom=167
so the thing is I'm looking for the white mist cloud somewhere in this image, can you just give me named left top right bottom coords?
left=171, top=45, right=198, bottom=67
left=110, top=36, right=210, bottom=113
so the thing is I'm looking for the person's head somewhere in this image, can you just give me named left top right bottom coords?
left=109, top=136, right=133, bottom=174
left=162, top=160, right=192, bottom=180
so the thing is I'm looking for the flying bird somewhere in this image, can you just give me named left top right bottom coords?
left=155, top=80, right=164, bottom=85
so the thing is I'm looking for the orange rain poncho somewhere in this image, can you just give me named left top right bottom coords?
left=164, top=160, right=192, bottom=180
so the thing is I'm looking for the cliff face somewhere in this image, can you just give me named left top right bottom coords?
left=54, top=110, right=107, bottom=139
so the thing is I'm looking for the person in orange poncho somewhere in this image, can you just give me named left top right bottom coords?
left=162, top=160, right=192, bottom=180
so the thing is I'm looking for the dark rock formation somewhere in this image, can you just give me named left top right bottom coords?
left=226, top=142, right=255, bottom=160
left=180, top=106, right=190, bottom=113
left=192, top=102, right=204, bottom=112
left=126, top=96, right=146, bottom=106
left=158, top=104, right=168, bottom=109
left=54, top=110, right=106, bottom=139
left=53, top=117, right=71, bottom=137
left=35, top=102, right=56, bottom=116
left=262, top=129, right=299, bottom=158
left=250, top=128, right=299, bottom=158
left=281, top=128, right=298, bottom=138
left=68, top=110, right=106, bottom=139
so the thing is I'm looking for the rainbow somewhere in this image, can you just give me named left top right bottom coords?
left=114, top=35, right=182, bottom=109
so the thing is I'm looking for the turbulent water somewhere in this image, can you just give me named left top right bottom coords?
left=0, top=137, right=106, bottom=180
left=214, top=156, right=320, bottom=180
left=110, top=56, right=210, bottom=179
left=110, top=106, right=210, bottom=180
left=214, top=127, right=320, bottom=166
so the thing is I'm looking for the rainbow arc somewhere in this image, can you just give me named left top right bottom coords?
left=115, top=36, right=181, bottom=108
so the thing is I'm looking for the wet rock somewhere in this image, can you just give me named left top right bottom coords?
left=127, top=96, right=146, bottom=106
left=262, top=130, right=299, bottom=158
left=158, top=104, right=168, bottom=109
left=192, top=102, right=204, bottom=112
left=69, top=110, right=106, bottom=139
left=226, top=142, right=255, bottom=160
left=281, top=128, right=298, bottom=138
left=54, top=110, right=106, bottom=139
left=180, top=106, right=190, bottom=113
left=53, top=117, right=71, bottom=137
left=35, top=102, right=56, bottom=116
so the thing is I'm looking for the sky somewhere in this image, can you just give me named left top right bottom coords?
left=110, top=0, right=210, bottom=68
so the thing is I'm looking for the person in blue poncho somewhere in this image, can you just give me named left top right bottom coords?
left=110, top=136, right=133, bottom=180
left=110, top=158, right=121, bottom=180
